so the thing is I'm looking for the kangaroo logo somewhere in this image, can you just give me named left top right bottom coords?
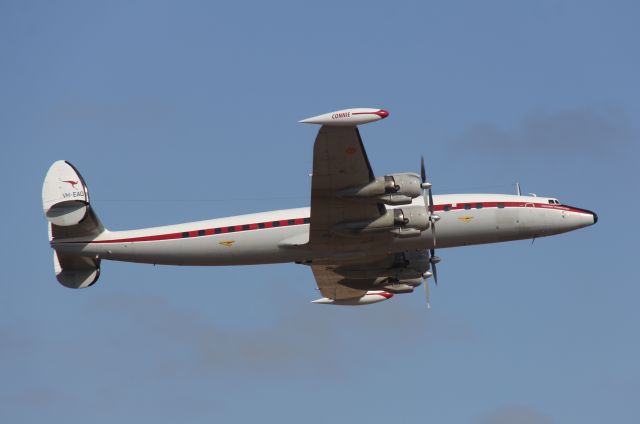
left=61, top=179, right=80, bottom=190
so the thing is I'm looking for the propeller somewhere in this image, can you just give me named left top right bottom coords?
left=420, top=156, right=440, bottom=245
left=420, top=156, right=441, bottom=306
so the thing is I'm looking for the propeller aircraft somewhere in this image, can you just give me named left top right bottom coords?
left=42, top=108, right=597, bottom=307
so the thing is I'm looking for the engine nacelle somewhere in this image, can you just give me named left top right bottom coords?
left=396, top=251, right=430, bottom=279
left=336, top=173, right=422, bottom=205
left=384, top=173, right=422, bottom=196
left=334, top=252, right=430, bottom=281
left=332, top=205, right=429, bottom=238
left=391, top=206, right=430, bottom=233
left=382, top=279, right=423, bottom=294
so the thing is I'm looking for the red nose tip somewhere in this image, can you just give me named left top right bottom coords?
left=376, top=109, right=390, bottom=118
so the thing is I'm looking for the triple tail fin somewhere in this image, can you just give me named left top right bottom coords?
left=42, top=160, right=105, bottom=288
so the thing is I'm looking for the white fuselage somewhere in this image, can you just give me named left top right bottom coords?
left=52, top=194, right=596, bottom=266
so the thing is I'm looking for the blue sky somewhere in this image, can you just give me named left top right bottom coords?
left=1, top=1, right=638, bottom=422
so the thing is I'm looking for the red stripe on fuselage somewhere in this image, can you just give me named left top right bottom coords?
left=71, top=218, right=311, bottom=244
left=56, top=202, right=591, bottom=245
left=431, top=201, right=592, bottom=215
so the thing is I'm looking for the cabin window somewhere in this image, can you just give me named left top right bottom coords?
left=497, top=203, right=505, bottom=208
left=476, top=203, right=483, bottom=209
left=548, top=200, right=554, bottom=204
left=198, top=229, right=205, bottom=236
left=464, top=204, right=471, bottom=210
left=443, top=205, right=450, bottom=212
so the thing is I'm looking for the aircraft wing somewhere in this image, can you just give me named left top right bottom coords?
left=311, top=253, right=394, bottom=300
left=309, top=125, right=384, bottom=249
left=311, top=264, right=370, bottom=300
left=303, top=109, right=415, bottom=304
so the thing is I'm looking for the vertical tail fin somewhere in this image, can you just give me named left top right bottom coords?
left=42, top=160, right=104, bottom=238
left=43, top=161, right=105, bottom=288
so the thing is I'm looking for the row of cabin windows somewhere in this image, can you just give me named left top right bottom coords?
left=442, top=203, right=506, bottom=211
left=181, top=218, right=311, bottom=238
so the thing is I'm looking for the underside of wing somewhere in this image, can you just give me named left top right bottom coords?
left=309, top=125, right=384, bottom=250
left=311, top=250, right=429, bottom=303
left=312, top=264, right=372, bottom=300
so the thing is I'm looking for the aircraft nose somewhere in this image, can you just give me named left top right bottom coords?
left=563, top=204, right=598, bottom=228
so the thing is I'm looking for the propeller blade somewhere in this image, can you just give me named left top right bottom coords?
left=428, top=186, right=435, bottom=215
left=430, top=248, right=439, bottom=286
left=425, top=279, right=431, bottom=309
left=431, top=220, right=437, bottom=247
left=421, top=156, right=436, bottom=238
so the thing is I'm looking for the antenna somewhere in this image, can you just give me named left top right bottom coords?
left=515, top=182, right=521, bottom=196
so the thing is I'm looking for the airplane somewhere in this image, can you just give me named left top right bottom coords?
left=42, top=108, right=597, bottom=306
